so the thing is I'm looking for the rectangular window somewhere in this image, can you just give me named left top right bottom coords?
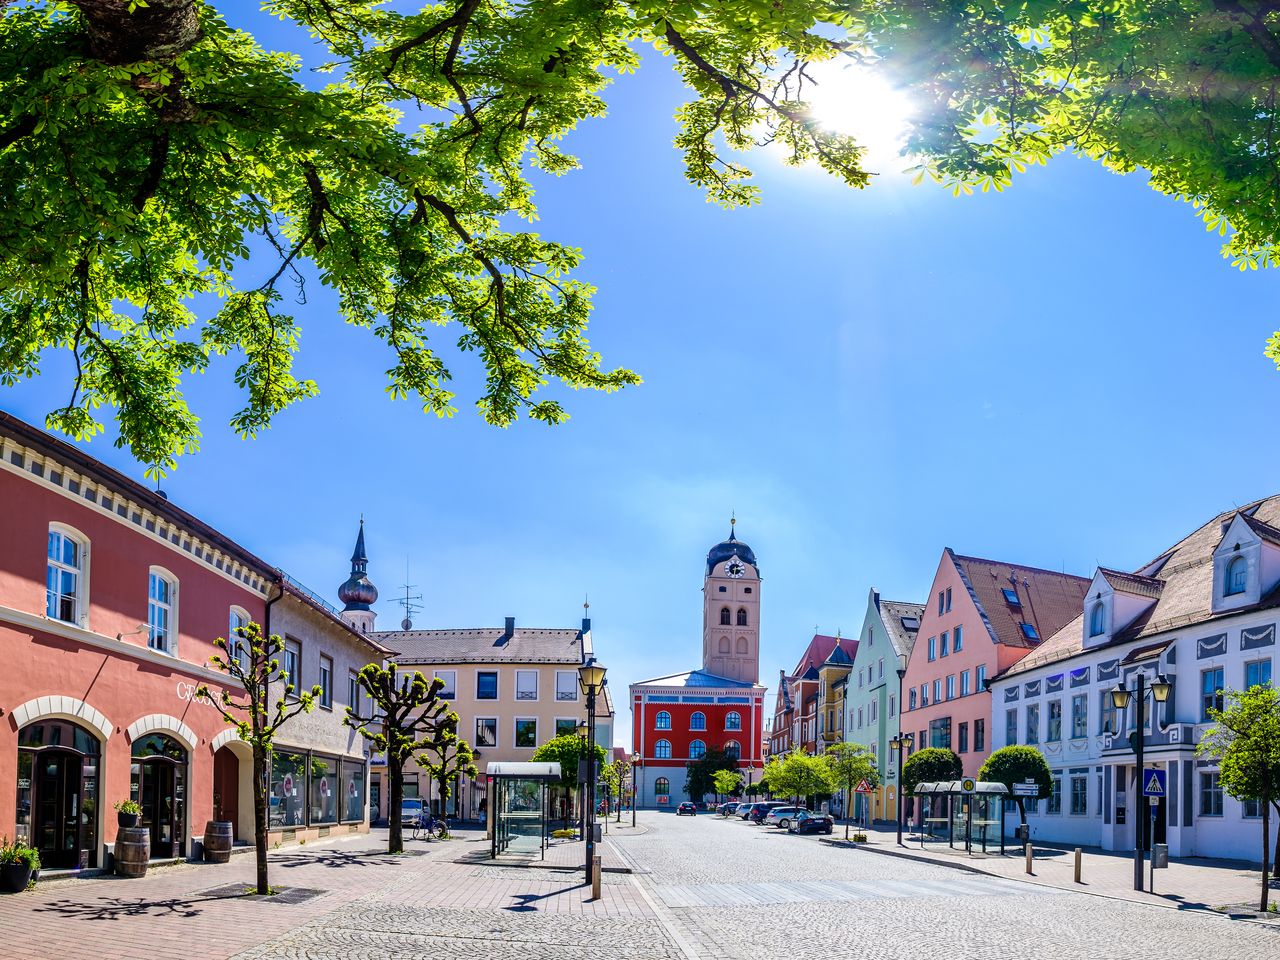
left=556, top=670, right=579, bottom=701
left=945, top=675, right=955, bottom=700
left=1100, top=691, right=1118, bottom=735
left=1047, top=775, right=1062, bottom=814
left=1245, top=658, right=1272, bottom=689
left=319, top=655, right=333, bottom=709
left=933, top=679, right=942, bottom=703
left=349, top=670, right=360, bottom=712
left=870, top=699, right=878, bottom=722
left=516, top=670, right=538, bottom=701
left=945, top=587, right=952, bottom=612
left=514, top=718, right=537, bottom=748
left=928, top=636, right=936, bottom=661
left=975, top=664, right=986, bottom=690
left=1020, top=622, right=1040, bottom=641
left=477, top=671, right=498, bottom=700
left=1026, top=704, right=1040, bottom=745
left=920, top=683, right=928, bottom=706
left=953, top=625, right=963, bottom=652
left=434, top=670, right=457, bottom=699
left=960, top=671, right=970, bottom=697
left=147, top=571, right=174, bottom=652
left=929, top=716, right=952, bottom=749
left=475, top=717, right=498, bottom=747
left=958, top=721, right=969, bottom=753
left=1002, top=587, right=1021, bottom=607
left=1199, top=771, right=1223, bottom=816
left=269, top=750, right=308, bottom=828
left=229, top=609, right=250, bottom=669
left=940, top=631, right=949, bottom=657
left=1047, top=700, right=1062, bottom=742
left=974, top=718, right=985, bottom=752
left=555, top=718, right=577, bottom=738
left=889, top=694, right=896, bottom=717
left=1006, top=709, right=1017, bottom=746
left=857, top=707, right=864, bottom=728
left=909, top=689, right=917, bottom=710
left=1201, top=667, right=1224, bottom=720
left=878, top=658, right=884, bottom=679
left=283, top=638, right=301, bottom=695
left=1070, top=776, right=1088, bottom=815
left=309, top=754, right=337, bottom=825
left=339, top=758, right=367, bottom=824
left=938, top=591, right=945, bottom=616
left=1071, top=694, right=1088, bottom=739
left=1244, top=798, right=1263, bottom=818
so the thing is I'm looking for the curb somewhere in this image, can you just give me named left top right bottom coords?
left=453, top=858, right=633, bottom=875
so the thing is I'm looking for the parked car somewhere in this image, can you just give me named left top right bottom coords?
left=676, top=801, right=697, bottom=816
left=764, top=806, right=803, bottom=829
left=400, top=797, right=425, bottom=827
left=719, top=802, right=739, bottom=817
left=748, top=801, right=785, bottom=823
left=788, top=811, right=835, bottom=835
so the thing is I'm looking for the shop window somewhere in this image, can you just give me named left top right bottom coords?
left=17, top=720, right=101, bottom=868
left=131, top=733, right=188, bottom=858
left=46, top=526, right=86, bottom=626
left=310, top=755, right=338, bottom=825
left=270, top=750, right=308, bottom=828
left=147, top=568, right=177, bottom=653
left=340, top=758, right=367, bottom=823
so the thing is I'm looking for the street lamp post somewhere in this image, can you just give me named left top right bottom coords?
left=631, top=751, right=640, bottom=828
left=1109, top=672, right=1171, bottom=892
left=578, top=659, right=607, bottom=884
left=889, top=731, right=914, bottom=847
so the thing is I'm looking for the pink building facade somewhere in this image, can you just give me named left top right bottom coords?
left=899, top=549, right=1090, bottom=782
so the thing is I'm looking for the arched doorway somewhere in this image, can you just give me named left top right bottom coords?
left=213, top=743, right=254, bottom=841
left=16, top=720, right=101, bottom=869
left=130, top=734, right=187, bottom=859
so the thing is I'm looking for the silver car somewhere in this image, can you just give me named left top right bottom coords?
left=764, top=806, right=803, bottom=828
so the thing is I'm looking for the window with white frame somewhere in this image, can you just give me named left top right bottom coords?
left=945, top=675, right=955, bottom=700
left=932, top=679, right=941, bottom=703
left=725, top=711, right=742, bottom=731
left=1005, top=709, right=1018, bottom=746
left=1026, top=703, right=1040, bottom=745
left=475, top=717, right=498, bottom=747
left=556, top=671, right=578, bottom=701
left=1245, top=658, right=1272, bottom=689
left=555, top=718, right=577, bottom=738
left=1100, top=690, right=1118, bottom=735
left=434, top=670, right=457, bottom=699
left=348, top=670, right=360, bottom=711
left=655, top=710, right=671, bottom=730
left=46, top=527, right=86, bottom=625
left=1201, top=667, right=1224, bottom=720
left=1069, top=775, right=1088, bottom=815
left=1199, top=771, right=1223, bottom=816
left=1088, top=602, right=1106, bottom=637
left=515, top=670, right=538, bottom=701
left=1047, top=700, right=1062, bottom=742
left=1071, top=694, right=1088, bottom=739
left=960, top=670, right=970, bottom=696
left=1225, top=555, right=1247, bottom=596
left=514, top=718, right=537, bottom=748
left=940, top=631, right=949, bottom=657
left=688, top=740, right=706, bottom=760
left=889, top=694, right=896, bottom=717
left=690, top=711, right=706, bottom=731
left=953, top=624, right=963, bottom=652
left=319, top=654, right=333, bottom=709
left=870, top=699, right=878, bottom=723
left=1047, top=775, right=1062, bottom=814
left=283, top=637, right=301, bottom=694
left=229, top=606, right=250, bottom=668
left=654, top=739, right=672, bottom=759
left=147, top=568, right=176, bottom=652
left=724, top=741, right=740, bottom=760
left=975, top=663, right=986, bottom=689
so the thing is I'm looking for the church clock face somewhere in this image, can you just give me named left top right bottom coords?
left=724, top=557, right=745, bottom=579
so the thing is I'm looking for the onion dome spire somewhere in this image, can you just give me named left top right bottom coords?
left=338, top=518, right=378, bottom=611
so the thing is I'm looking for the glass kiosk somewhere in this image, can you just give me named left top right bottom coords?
left=914, top=780, right=1008, bottom=855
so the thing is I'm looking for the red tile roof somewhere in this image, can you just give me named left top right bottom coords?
left=950, top=550, right=1091, bottom=649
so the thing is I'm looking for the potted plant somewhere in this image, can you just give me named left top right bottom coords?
left=114, top=799, right=142, bottom=828
left=0, top=838, right=40, bottom=893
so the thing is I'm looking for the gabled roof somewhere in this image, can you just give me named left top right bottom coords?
left=1241, top=513, right=1280, bottom=548
left=790, top=634, right=840, bottom=675
left=950, top=550, right=1090, bottom=650
left=1098, top=568, right=1165, bottom=600
left=799, top=663, right=821, bottom=681
left=1000, top=494, right=1280, bottom=679
left=823, top=641, right=854, bottom=667
left=877, top=599, right=924, bottom=659
left=633, top=668, right=758, bottom=689
left=380, top=626, right=584, bottom=665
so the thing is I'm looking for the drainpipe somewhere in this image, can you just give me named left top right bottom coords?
left=265, top=573, right=285, bottom=639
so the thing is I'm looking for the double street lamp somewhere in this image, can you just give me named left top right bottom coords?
left=888, top=731, right=914, bottom=847
left=578, top=659, right=607, bottom=884
left=1109, top=672, right=1171, bottom=892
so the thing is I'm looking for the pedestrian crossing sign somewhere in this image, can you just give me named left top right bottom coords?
left=1142, top=769, right=1166, bottom=798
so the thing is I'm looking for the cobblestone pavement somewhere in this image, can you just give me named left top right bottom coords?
left=609, top=812, right=1280, bottom=960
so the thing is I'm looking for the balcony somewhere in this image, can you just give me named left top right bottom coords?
left=821, top=729, right=841, bottom=743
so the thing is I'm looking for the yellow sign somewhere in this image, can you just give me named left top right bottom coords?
left=961, top=777, right=977, bottom=793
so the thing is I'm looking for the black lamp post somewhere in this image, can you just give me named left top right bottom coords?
left=889, top=731, right=914, bottom=847
left=631, top=751, right=640, bottom=828
left=1109, top=672, right=1171, bottom=891
left=578, top=659, right=607, bottom=882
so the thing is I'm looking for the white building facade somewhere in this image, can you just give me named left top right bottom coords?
left=991, top=499, right=1279, bottom=862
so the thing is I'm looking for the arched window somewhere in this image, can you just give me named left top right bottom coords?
left=725, top=711, right=742, bottom=731
left=724, top=741, right=740, bottom=760
left=655, top=777, right=670, bottom=796
left=690, top=711, right=706, bottom=731
left=46, top=525, right=87, bottom=625
left=736, top=608, right=748, bottom=626
left=654, top=739, right=672, bottom=759
left=1088, top=602, right=1106, bottom=637
left=655, top=711, right=671, bottom=730
left=148, top=568, right=178, bottom=654
left=1226, top=556, right=1247, bottom=596
left=719, top=636, right=731, bottom=653
left=736, top=637, right=748, bottom=654
left=720, top=607, right=731, bottom=625
left=689, top=739, right=706, bottom=760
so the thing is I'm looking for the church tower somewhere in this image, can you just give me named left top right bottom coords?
left=701, top=519, right=761, bottom=684
left=338, top=519, right=378, bottom=633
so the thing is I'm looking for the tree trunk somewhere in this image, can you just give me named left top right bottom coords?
left=68, top=0, right=203, bottom=64
left=388, top=756, right=404, bottom=854
left=252, top=744, right=270, bottom=896
left=1261, top=800, right=1271, bottom=913
left=1272, top=800, right=1280, bottom=878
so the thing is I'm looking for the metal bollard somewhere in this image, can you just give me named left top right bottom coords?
left=1024, top=842, right=1033, bottom=874
left=592, top=855, right=602, bottom=900
left=1073, top=847, right=1082, bottom=884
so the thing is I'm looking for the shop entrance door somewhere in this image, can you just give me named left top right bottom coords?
left=213, top=748, right=239, bottom=839
left=139, top=760, right=179, bottom=858
left=35, top=750, right=80, bottom=869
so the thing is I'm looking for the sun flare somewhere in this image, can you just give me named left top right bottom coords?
left=804, top=63, right=918, bottom=171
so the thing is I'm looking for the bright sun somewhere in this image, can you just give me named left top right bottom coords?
left=802, top=62, right=918, bottom=172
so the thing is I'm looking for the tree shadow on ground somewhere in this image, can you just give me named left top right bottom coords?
left=268, top=850, right=404, bottom=869
left=32, top=892, right=234, bottom=921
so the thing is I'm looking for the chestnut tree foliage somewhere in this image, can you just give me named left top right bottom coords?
left=4, top=1, right=1280, bottom=475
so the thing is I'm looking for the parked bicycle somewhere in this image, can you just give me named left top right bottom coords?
left=410, top=811, right=448, bottom=841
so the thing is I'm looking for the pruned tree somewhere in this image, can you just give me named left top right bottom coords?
left=824, top=742, right=881, bottom=839
left=345, top=663, right=451, bottom=854
left=712, top=769, right=743, bottom=804
left=418, top=711, right=478, bottom=829
left=979, top=746, right=1052, bottom=828
left=198, top=620, right=321, bottom=895
left=1198, top=684, right=1280, bottom=911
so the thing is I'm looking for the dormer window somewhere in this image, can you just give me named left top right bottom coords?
left=1001, top=588, right=1021, bottom=607
left=1088, top=602, right=1106, bottom=638
left=1019, top=622, right=1040, bottom=641
left=1225, top=555, right=1247, bottom=596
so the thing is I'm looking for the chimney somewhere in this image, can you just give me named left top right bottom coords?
left=504, top=616, right=515, bottom=639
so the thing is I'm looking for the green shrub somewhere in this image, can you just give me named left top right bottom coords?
left=0, top=837, right=40, bottom=872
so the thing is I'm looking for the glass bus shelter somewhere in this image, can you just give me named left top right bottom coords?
left=914, top=780, right=1008, bottom=855
left=485, top=762, right=562, bottom=860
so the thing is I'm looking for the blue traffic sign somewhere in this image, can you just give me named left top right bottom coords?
left=1142, top=769, right=1167, bottom=798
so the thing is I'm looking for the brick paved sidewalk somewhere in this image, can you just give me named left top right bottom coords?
left=842, top=822, right=1277, bottom=916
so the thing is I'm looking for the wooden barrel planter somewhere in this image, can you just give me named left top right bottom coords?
left=114, top=827, right=150, bottom=878
left=203, top=821, right=233, bottom=864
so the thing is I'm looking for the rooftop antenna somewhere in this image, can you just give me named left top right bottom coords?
left=397, top=557, right=423, bottom=631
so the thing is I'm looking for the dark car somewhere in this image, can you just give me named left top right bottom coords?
left=719, top=802, right=739, bottom=817
left=748, top=801, right=784, bottom=823
left=676, top=801, right=697, bottom=816
left=788, top=811, right=835, bottom=835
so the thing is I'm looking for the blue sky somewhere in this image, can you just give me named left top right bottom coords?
left=7, top=10, right=1280, bottom=748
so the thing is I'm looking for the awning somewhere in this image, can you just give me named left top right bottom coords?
left=485, top=761, right=562, bottom=781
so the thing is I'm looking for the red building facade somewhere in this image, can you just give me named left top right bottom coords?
left=631, top=526, right=767, bottom=804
